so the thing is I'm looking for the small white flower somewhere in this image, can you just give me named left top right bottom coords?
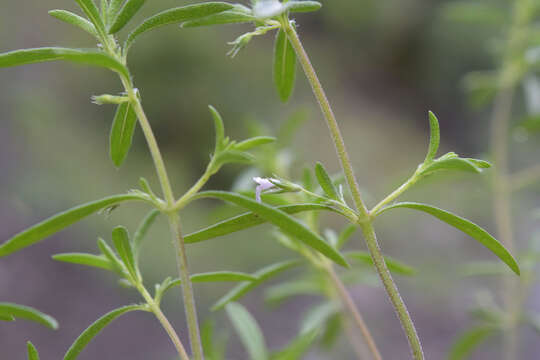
left=253, top=177, right=278, bottom=202
left=252, top=0, right=285, bottom=19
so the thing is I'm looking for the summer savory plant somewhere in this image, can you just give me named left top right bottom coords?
left=0, top=1, right=522, bottom=359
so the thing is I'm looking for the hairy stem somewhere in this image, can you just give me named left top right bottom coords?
left=327, top=265, right=383, bottom=360
left=138, top=285, right=191, bottom=360
left=283, top=21, right=424, bottom=359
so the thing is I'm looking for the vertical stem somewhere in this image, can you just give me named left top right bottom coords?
left=168, top=212, right=205, bottom=360
left=327, top=265, right=383, bottom=360
left=283, top=21, right=424, bottom=359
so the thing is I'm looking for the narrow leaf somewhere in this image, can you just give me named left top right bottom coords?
left=273, top=29, right=297, bottom=102
left=108, top=0, right=146, bottom=34
left=192, top=271, right=258, bottom=282
left=315, top=162, right=339, bottom=200
left=212, top=260, right=301, bottom=311
left=49, top=10, right=98, bottom=37
left=133, top=209, right=160, bottom=259
left=74, top=0, right=107, bottom=34
left=284, top=1, right=322, bottom=13
left=345, top=251, right=417, bottom=276
left=226, top=303, right=268, bottom=360
left=234, top=136, right=276, bottom=151
left=107, top=0, right=124, bottom=25
left=378, top=202, right=520, bottom=275
left=209, top=105, right=226, bottom=152
left=0, top=314, right=15, bottom=322
left=448, top=325, right=496, bottom=360
left=112, top=226, right=138, bottom=280
left=110, top=102, right=137, bottom=167
left=64, top=305, right=145, bottom=360
left=420, top=154, right=491, bottom=176
left=0, top=47, right=129, bottom=78
left=271, top=330, right=318, bottom=360
left=425, top=111, right=440, bottom=162
left=0, top=303, right=58, bottom=330
left=0, top=194, right=145, bottom=257
left=125, top=2, right=234, bottom=50
left=194, top=191, right=348, bottom=267
left=97, top=237, right=126, bottom=276
left=52, top=253, right=113, bottom=271
left=181, top=6, right=255, bottom=28
left=301, top=302, right=340, bottom=334
left=185, top=203, right=337, bottom=244
left=27, top=342, right=40, bottom=360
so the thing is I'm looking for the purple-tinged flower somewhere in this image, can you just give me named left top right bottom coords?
left=253, top=177, right=278, bottom=202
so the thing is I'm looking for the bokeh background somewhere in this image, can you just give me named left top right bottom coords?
left=1, top=0, right=539, bottom=359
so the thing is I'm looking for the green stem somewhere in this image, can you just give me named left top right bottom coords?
left=174, top=161, right=215, bottom=211
left=283, top=21, right=424, bottom=359
left=371, top=173, right=420, bottom=216
left=138, top=285, right=191, bottom=360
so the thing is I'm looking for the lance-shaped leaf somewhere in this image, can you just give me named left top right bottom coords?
left=112, top=226, right=138, bottom=280
left=49, top=10, right=98, bottom=38
left=133, top=209, right=160, bottom=259
left=0, top=194, right=145, bottom=257
left=108, top=0, right=146, bottom=34
left=209, top=105, right=226, bottom=152
left=107, top=0, right=124, bottom=25
left=181, top=6, right=255, bottom=28
left=212, top=260, right=301, bottom=310
left=192, top=271, right=258, bottom=282
left=419, top=152, right=491, bottom=176
left=448, top=325, right=497, bottom=360
left=315, top=162, right=339, bottom=200
left=27, top=342, right=40, bottom=360
left=125, top=2, right=234, bottom=50
left=345, top=251, right=417, bottom=276
left=226, top=303, right=268, bottom=360
left=0, top=303, right=58, bottom=330
left=110, top=102, right=137, bottom=167
left=273, top=29, right=297, bottom=102
left=201, top=320, right=228, bottom=360
left=424, top=111, right=440, bottom=163
left=193, top=191, right=348, bottom=267
left=52, top=253, right=114, bottom=272
left=0, top=48, right=129, bottom=79
left=74, top=0, right=107, bottom=34
left=377, top=202, right=520, bottom=275
left=64, top=305, right=146, bottom=360
left=97, top=237, right=127, bottom=276
left=234, top=136, right=276, bottom=151
left=271, top=330, right=318, bottom=360
left=0, top=314, right=14, bottom=322
left=185, top=203, right=337, bottom=244
left=284, top=1, right=322, bottom=13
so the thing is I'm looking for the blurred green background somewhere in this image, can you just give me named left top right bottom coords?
left=1, top=0, right=539, bottom=359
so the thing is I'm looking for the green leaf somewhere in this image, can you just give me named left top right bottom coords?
left=112, top=226, right=138, bottom=280
left=315, top=162, right=339, bottom=200
left=378, top=202, right=520, bottom=275
left=271, top=330, right=318, bottom=360
left=192, top=271, right=258, bottom=282
left=201, top=320, right=227, bottom=360
left=0, top=47, right=129, bottom=79
left=214, top=150, right=255, bottom=168
left=74, top=0, right=107, bottom=34
left=64, top=305, right=146, bottom=360
left=300, top=302, right=340, bottom=334
left=212, top=260, right=301, bottom=311
left=133, top=209, right=160, bottom=260
left=209, top=105, right=226, bottom=152
left=226, top=303, right=268, bottom=360
left=345, top=251, right=417, bottom=276
left=181, top=6, right=255, bottom=28
left=0, top=303, right=58, bottom=330
left=110, top=102, right=138, bottom=167
left=234, top=136, right=276, bottom=151
left=420, top=153, right=491, bottom=176
left=273, top=29, right=297, bottom=102
left=0, top=314, right=15, bottom=322
left=52, top=253, right=113, bottom=271
left=108, top=0, right=146, bottom=34
left=97, top=237, right=126, bottom=276
left=448, top=325, right=496, bottom=360
left=284, top=1, right=322, bottom=13
left=424, top=111, right=440, bottom=162
left=193, top=191, right=348, bottom=267
left=27, top=342, right=40, bottom=360
left=49, top=10, right=98, bottom=37
left=185, top=203, right=337, bottom=244
left=125, top=2, right=234, bottom=50
left=0, top=194, right=145, bottom=257
left=107, top=0, right=124, bottom=25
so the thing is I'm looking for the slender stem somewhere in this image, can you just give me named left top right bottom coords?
left=174, top=161, right=215, bottom=210
left=283, top=21, right=424, bottom=359
left=371, top=173, right=420, bottom=216
left=138, top=285, right=191, bottom=360
left=167, top=212, right=205, bottom=360
left=327, top=265, right=383, bottom=360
